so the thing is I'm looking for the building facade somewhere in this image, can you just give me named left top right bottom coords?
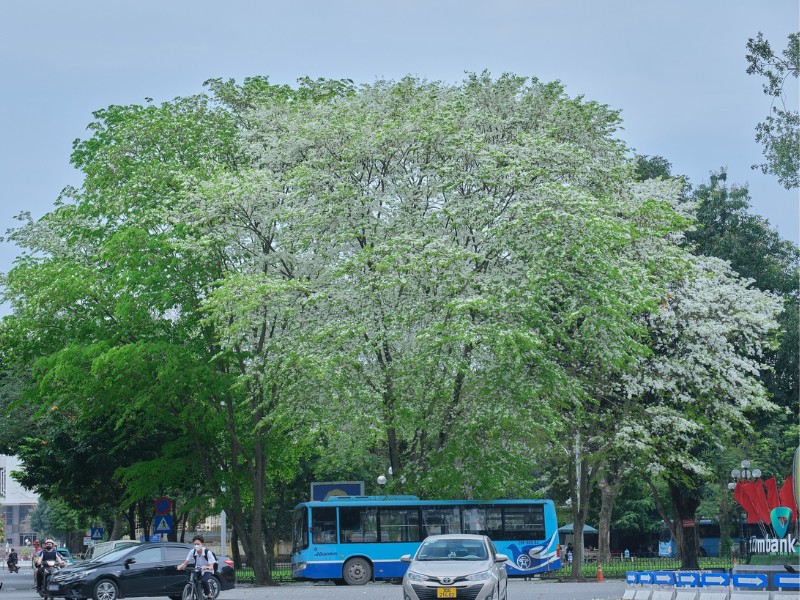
left=0, top=455, right=38, bottom=547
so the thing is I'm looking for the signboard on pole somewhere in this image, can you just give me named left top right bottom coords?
left=310, top=481, right=364, bottom=501
left=154, top=515, right=173, bottom=534
left=154, top=497, right=172, bottom=515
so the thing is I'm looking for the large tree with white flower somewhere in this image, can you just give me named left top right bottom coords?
left=621, top=254, right=783, bottom=569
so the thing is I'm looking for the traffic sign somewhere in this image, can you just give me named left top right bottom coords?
left=732, top=573, right=767, bottom=588
left=774, top=572, right=800, bottom=588
left=676, top=572, right=699, bottom=587
left=90, top=527, right=104, bottom=540
left=701, top=572, right=729, bottom=587
left=154, top=497, right=172, bottom=516
left=638, top=572, right=654, bottom=584
left=154, top=515, right=173, bottom=534
left=653, top=572, right=675, bottom=585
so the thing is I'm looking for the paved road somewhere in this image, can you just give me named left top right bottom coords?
left=0, top=569, right=627, bottom=600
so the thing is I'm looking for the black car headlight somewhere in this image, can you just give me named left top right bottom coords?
left=58, top=569, right=94, bottom=583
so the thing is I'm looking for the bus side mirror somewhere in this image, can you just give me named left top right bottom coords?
left=400, top=554, right=412, bottom=562
left=495, top=554, right=509, bottom=563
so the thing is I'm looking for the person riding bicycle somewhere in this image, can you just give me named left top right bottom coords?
left=177, top=535, right=217, bottom=600
left=7, top=548, right=18, bottom=573
left=35, top=539, right=64, bottom=591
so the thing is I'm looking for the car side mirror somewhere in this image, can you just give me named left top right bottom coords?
left=494, top=553, right=509, bottom=563
left=124, top=558, right=136, bottom=568
left=400, top=554, right=412, bottom=563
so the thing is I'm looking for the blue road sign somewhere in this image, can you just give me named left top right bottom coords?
left=732, top=573, right=768, bottom=588
left=676, top=572, right=700, bottom=587
left=626, top=572, right=638, bottom=584
left=774, top=572, right=800, bottom=588
left=638, top=572, right=654, bottom=584
left=154, top=515, right=173, bottom=534
left=701, top=572, right=729, bottom=587
left=90, top=527, right=104, bottom=540
left=653, top=571, right=676, bottom=585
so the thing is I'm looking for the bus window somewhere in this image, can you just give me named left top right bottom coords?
left=311, top=507, right=337, bottom=544
left=422, top=506, right=460, bottom=536
left=462, top=505, right=502, bottom=537
left=379, top=507, right=421, bottom=542
left=503, top=504, right=545, bottom=540
left=292, top=506, right=309, bottom=552
left=340, top=506, right=378, bottom=543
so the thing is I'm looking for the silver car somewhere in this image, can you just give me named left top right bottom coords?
left=401, top=534, right=509, bottom=600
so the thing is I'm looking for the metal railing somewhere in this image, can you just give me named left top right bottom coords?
left=539, top=556, right=734, bottom=580
left=234, top=556, right=736, bottom=584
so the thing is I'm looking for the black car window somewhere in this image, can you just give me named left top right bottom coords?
left=96, top=547, right=137, bottom=563
left=131, top=548, right=162, bottom=563
left=165, top=547, right=189, bottom=562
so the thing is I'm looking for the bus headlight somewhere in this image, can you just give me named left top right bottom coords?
left=293, top=562, right=307, bottom=573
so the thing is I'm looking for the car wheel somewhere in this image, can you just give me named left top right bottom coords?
left=342, top=557, right=372, bottom=586
left=93, top=579, right=119, bottom=600
left=208, top=576, right=220, bottom=599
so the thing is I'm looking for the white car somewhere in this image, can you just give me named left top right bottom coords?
left=401, top=534, right=509, bottom=600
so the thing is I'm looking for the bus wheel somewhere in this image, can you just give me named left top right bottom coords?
left=343, top=557, right=372, bottom=585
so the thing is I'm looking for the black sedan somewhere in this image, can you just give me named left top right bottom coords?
left=48, top=542, right=236, bottom=600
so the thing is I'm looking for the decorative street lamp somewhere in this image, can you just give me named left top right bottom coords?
left=729, top=460, right=761, bottom=561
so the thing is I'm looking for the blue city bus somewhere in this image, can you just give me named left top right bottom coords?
left=291, top=495, right=560, bottom=585
left=658, top=519, right=737, bottom=557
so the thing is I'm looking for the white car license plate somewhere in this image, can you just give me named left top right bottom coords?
left=48, top=584, right=59, bottom=592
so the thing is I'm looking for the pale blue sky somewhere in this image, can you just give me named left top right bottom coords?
left=1, top=0, right=797, bottom=294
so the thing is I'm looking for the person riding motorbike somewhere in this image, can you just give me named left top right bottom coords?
left=7, top=548, right=18, bottom=573
left=35, top=539, right=64, bottom=591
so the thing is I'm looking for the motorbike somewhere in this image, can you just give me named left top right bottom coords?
left=37, top=560, right=62, bottom=600
left=6, top=557, right=19, bottom=573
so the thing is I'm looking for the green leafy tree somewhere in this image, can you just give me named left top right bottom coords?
left=746, top=31, right=799, bottom=189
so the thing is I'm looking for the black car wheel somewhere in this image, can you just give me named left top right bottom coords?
left=342, top=557, right=372, bottom=585
left=93, top=578, right=119, bottom=600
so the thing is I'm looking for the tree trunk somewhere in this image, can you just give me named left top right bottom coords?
left=597, top=474, right=622, bottom=564
left=568, top=435, right=596, bottom=580
left=669, top=482, right=701, bottom=570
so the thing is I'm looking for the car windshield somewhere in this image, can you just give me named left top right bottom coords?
left=417, top=540, right=488, bottom=561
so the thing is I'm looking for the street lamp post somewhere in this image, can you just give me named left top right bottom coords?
left=729, top=460, right=761, bottom=562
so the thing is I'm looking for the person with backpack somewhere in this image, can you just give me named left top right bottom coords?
left=176, top=535, right=217, bottom=600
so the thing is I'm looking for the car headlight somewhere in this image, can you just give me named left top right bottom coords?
left=74, top=570, right=94, bottom=580
left=465, top=569, right=492, bottom=581
left=406, top=570, right=431, bottom=582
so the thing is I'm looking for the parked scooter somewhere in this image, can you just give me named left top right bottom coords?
left=6, top=549, right=19, bottom=573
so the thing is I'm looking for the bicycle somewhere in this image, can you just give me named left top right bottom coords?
left=181, top=568, right=215, bottom=600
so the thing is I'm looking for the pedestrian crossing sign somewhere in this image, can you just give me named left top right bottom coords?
left=154, top=515, right=173, bottom=533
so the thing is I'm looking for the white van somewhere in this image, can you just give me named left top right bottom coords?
left=83, top=540, right=140, bottom=561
